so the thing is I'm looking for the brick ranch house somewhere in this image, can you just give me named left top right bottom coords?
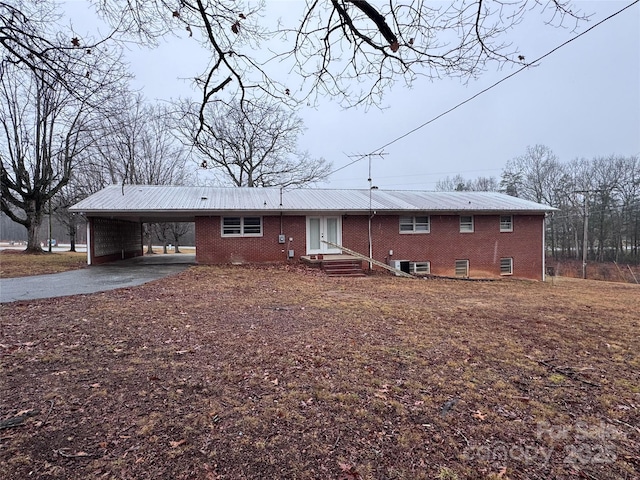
left=70, top=185, right=556, bottom=280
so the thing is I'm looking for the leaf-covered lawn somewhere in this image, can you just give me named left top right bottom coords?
left=0, top=250, right=87, bottom=278
left=1, top=266, right=638, bottom=479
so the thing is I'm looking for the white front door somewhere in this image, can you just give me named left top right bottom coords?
left=306, top=216, right=342, bottom=254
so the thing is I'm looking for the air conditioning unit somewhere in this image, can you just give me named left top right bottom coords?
left=389, top=260, right=410, bottom=275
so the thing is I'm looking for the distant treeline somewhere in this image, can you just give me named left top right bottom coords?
left=436, top=146, right=640, bottom=264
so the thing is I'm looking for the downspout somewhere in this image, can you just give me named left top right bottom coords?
left=368, top=212, right=374, bottom=270
left=368, top=186, right=379, bottom=270
left=279, top=187, right=286, bottom=261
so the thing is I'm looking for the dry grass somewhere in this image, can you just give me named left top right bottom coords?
left=548, top=258, right=640, bottom=284
left=0, top=250, right=87, bottom=278
left=0, top=266, right=638, bottom=479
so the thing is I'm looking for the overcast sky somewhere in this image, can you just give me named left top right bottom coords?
left=66, top=1, right=640, bottom=190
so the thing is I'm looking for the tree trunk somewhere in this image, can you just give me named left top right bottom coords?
left=25, top=216, right=43, bottom=253
left=69, top=223, right=77, bottom=252
left=145, top=224, right=154, bottom=254
left=174, top=241, right=181, bottom=254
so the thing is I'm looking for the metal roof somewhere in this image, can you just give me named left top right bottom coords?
left=70, top=185, right=555, bottom=222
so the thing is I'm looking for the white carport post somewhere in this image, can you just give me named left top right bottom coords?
left=86, top=220, right=93, bottom=265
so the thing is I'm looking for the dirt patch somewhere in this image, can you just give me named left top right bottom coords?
left=1, top=266, right=638, bottom=479
left=0, top=250, right=87, bottom=278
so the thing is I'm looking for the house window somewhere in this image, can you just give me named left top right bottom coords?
left=410, top=261, right=431, bottom=275
left=460, top=215, right=474, bottom=232
left=222, top=216, right=263, bottom=237
left=400, top=216, right=430, bottom=233
left=500, top=215, right=513, bottom=232
left=455, top=259, right=469, bottom=277
left=500, top=257, right=513, bottom=275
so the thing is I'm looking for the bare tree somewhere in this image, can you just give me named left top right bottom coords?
left=435, top=174, right=468, bottom=192
left=94, top=0, right=588, bottom=114
left=1, top=1, right=122, bottom=97
left=169, top=223, right=192, bottom=253
left=501, top=145, right=569, bottom=258
left=502, top=150, right=640, bottom=265
left=51, top=183, right=86, bottom=252
left=0, top=12, right=127, bottom=252
left=76, top=95, right=193, bottom=253
left=501, top=145, right=563, bottom=204
left=435, top=174, right=498, bottom=192
left=82, top=95, right=191, bottom=189
left=177, top=99, right=331, bottom=187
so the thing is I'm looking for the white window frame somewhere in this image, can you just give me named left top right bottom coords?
left=455, top=259, right=469, bottom=277
left=399, top=215, right=430, bottom=234
left=410, top=261, right=431, bottom=275
left=500, top=215, right=513, bottom=232
left=222, top=216, right=263, bottom=237
left=500, top=257, right=513, bottom=275
left=459, top=215, right=474, bottom=233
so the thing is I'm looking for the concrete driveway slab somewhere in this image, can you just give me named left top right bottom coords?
left=0, top=254, right=195, bottom=303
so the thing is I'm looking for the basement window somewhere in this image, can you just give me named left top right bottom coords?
left=410, top=261, right=431, bottom=275
left=399, top=216, right=430, bottom=233
left=460, top=215, right=474, bottom=232
left=222, top=216, right=263, bottom=237
left=455, top=259, right=469, bottom=277
left=500, top=257, right=513, bottom=275
left=500, top=215, right=513, bottom=232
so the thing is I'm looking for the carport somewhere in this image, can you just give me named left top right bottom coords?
left=82, top=215, right=196, bottom=265
left=71, top=187, right=198, bottom=265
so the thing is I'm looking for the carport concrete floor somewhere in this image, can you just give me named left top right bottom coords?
left=0, top=254, right=195, bottom=303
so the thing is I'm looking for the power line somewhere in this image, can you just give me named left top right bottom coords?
left=327, top=0, right=639, bottom=178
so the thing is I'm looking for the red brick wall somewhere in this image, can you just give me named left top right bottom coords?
left=195, top=215, right=307, bottom=264
left=195, top=214, right=545, bottom=280
left=341, top=214, right=544, bottom=280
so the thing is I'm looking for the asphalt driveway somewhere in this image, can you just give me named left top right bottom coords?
left=0, top=254, right=195, bottom=303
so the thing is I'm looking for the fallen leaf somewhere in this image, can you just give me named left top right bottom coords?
left=169, top=439, right=186, bottom=448
left=338, top=461, right=361, bottom=479
left=472, top=410, right=487, bottom=420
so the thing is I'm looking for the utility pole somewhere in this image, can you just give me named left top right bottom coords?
left=574, top=189, right=603, bottom=280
